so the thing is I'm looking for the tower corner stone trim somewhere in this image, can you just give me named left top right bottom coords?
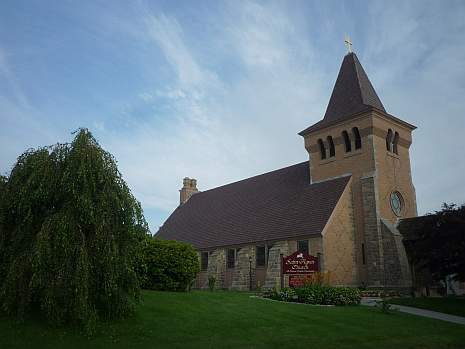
left=179, top=177, right=199, bottom=205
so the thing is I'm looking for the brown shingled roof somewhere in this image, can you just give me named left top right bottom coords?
left=299, top=52, right=386, bottom=135
left=156, top=162, right=350, bottom=249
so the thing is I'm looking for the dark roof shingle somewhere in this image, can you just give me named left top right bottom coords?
left=299, top=52, right=386, bottom=135
left=156, top=162, right=350, bottom=249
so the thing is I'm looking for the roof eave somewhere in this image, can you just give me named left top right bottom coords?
left=298, top=106, right=417, bottom=137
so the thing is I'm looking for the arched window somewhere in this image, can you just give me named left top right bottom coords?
left=317, top=139, right=326, bottom=160
left=352, top=127, right=362, bottom=150
left=342, top=131, right=351, bottom=152
left=393, top=132, right=399, bottom=155
left=386, top=129, right=393, bottom=152
left=327, top=136, right=335, bottom=157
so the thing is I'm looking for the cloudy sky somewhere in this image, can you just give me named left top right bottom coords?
left=1, top=0, right=464, bottom=231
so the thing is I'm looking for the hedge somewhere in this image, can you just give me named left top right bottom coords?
left=265, top=285, right=361, bottom=306
left=138, top=238, right=199, bottom=291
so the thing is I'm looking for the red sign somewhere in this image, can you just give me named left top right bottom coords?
left=283, top=251, right=319, bottom=274
left=289, top=275, right=314, bottom=287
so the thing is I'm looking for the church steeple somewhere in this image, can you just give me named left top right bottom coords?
left=298, top=49, right=417, bottom=288
left=299, top=52, right=386, bottom=135
left=324, top=52, right=385, bottom=121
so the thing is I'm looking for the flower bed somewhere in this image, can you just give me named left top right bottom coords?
left=263, top=285, right=361, bottom=306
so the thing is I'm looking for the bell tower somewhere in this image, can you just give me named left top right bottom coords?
left=299, top=50, right=417, bottom=288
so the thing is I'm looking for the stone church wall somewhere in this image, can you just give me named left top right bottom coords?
left=231, top=246, right=256, bottom=290
left=322, top=178, right=358, bottom=286
left=359, top=175, right=413, bottom=289
left=195, top=238, right=323, bottom=291
left=361, top=175, right=384, bottom=287
left=263, top=241, right=289, bottom=290
left=380, top=219, right=412, bottom=288
left=202, top=249, right=226, bottom=290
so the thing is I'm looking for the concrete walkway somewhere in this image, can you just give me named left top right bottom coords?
left=361, top=297, right=465, bottom=325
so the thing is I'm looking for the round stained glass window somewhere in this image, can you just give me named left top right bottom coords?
left=390, top=191, right=403, bottom=216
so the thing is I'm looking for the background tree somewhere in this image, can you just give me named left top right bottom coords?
left=0, top=129, right=149, bottom=332
left=400, top=203, right=465, bottom=283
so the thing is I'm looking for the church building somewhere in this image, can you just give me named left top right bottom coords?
left=156, top=49, right=417, bottom=290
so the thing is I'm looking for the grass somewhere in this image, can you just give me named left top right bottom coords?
left=1, top=290, right=465, bottom=349
left=389, top=296, right=465, bottom=317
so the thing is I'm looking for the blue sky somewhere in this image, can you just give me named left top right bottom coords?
left=1, top=0, right=464, bottom=232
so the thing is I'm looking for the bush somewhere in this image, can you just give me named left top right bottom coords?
left=0, top=129, right=148, bottom=333
left=138, top=238, right=199, bottom=291
left=376, top=298, right=394, bottom=313
left=265, top=285, right=361, bottom=306
left=208, top=276, right=216, bottom=291
left=280, top=287, right=299, bottom=302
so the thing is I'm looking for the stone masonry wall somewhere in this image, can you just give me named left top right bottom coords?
left=361, top=175, right=384, bottom=287
left=322, top=180, right=358, bottom=286
left=264, top=241, right=289, bottom=290
left=381, top=219, right=412, bottom=288
left=231, top=246, right=256, bottom=291
left=205, top=249, right=226, bottom=289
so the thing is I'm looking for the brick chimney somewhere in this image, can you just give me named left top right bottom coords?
left=179, top=177, right=199, bottom=205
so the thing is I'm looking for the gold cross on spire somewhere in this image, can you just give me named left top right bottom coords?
left=344, top=36, right=353, bottom=53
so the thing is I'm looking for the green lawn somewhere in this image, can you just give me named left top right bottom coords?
left=1, top=291, right=465, bottom=349
left=389, top=296, right=465, bottom=317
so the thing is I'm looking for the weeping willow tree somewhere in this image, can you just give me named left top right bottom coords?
left=0, top=129, right=148, bottom=332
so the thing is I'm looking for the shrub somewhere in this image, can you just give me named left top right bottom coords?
left=279, top=287, right=298, bottom=302
left=208, top=276, right=216, bottom=291
left=261, top=287, right=278, bottom=299
left=265, top=285, right=361, bottom=306
left=376, top=298, right=394, bottom=313
left=138, top=238, right=199, bottom=291
left=0, top=129, right=148, bottom=333
left=294, top=285, right=325, bottom=304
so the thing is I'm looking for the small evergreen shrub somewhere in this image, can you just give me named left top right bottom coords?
left=138, top=238, right=199, bottom=291
left=208, top=276, right=216, bottom=291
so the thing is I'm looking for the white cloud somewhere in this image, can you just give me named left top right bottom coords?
left=110, top=1, right=465, bottom=230
left=1, top=0, right=464, bottom=230
left=102, top=3, right=330, bottom=231
left=0, top=47, right=30, bottom=109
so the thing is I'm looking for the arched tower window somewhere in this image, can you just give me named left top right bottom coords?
left=386, top=129, right=393, bottom=152
left=317, top=139, right=326, bottom=160
left=393, top=132, right=399, bottom=155
left=352, top=127, right=362, bottom=150
left=342, top=131, right=351, bottom=152
left=327, top=136, right=335, bottom=157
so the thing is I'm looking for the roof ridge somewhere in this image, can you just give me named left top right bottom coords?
left=351, top=53, right=366, bottom=106
left=191, top=161, right=308, bottom=197
left=157, top=166, right=352, bottom=249
left=351, top=53, right=385, bottom=111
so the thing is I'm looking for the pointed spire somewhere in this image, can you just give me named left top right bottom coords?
left=323, top=52, right=385, bottom=123
left=299, top=52, right=386, bottom=135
